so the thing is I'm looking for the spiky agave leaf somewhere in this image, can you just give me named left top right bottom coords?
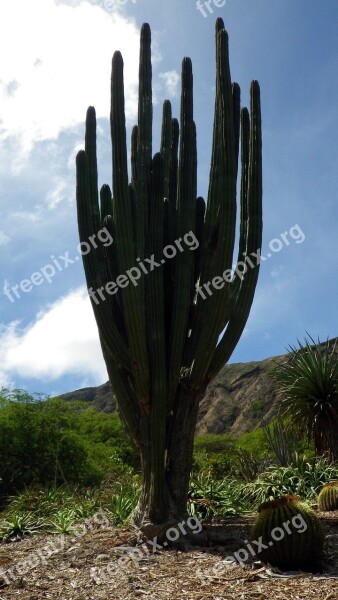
left=273, top=335, right=338, bottom=461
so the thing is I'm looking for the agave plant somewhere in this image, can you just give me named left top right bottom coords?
left=106, top=482, right=141, bottom=525
left=188, top=472, right=243, bottom=519
left=0, top=512, right=45, bottom=541
left=47, top=508, right=79, bottom=534
left=273, top=335, right=338, bottom=462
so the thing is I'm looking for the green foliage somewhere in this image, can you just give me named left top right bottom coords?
left=47, top=508, right=79, bottom=534
left=188, top=472, right=244, bottom=520
left=194, top=433, right=235, bottom=454
left=193, top=434, right=236, bottom=478
left=231, top=448, right=271, bottom=482
left=0, top=389, right=138, bottom=497
left=273, top=335, right=338, bottom=461
left=261, top=417, right=296, bottom=467
left=77, top=408, right=139, bottom=468
left=236, top=428, right=268, bottom=457
left=241, top=455, right=338, bottom=507
left=0, top=511, right=45, bottom=541
left=251, top=495, right=324, bottom=571
left=0, top=479, right=143, bottom=540
left=251, top=399, right=264, bottom=418
left=104, top=482, right=141, bottom=525
left=317, top=481, right=338, bottom=511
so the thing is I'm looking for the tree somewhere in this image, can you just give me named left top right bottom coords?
left=75, top=19, right=262, bottom=535
left=273, top=336, right=338, bottom=463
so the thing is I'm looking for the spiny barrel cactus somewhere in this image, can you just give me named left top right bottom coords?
left=76, top=19, right=262, bottom=529
left=318, top=482, right=338, bottom=511
left=251, top=495, right=324, bottom=571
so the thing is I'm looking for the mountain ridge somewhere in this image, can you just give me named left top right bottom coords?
left=60, top=337, right=338, bottom=437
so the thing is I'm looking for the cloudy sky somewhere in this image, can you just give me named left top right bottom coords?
left=0, top=0, right=337, bottom=396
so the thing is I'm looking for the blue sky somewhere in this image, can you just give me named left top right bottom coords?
left=0, top=0, right=337, bottom=396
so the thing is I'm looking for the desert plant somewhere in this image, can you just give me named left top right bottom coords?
left=232, top=448, right=271, bottom=482
left=261, top=417, right=295, bottom=466
left=317, top=481, right=338, bottom=511
left=241, top=455, right=338, bottom=507
left=251, top=494, right=324, bottom=571
left=0, top=512, right=45, bottom=541
left=105, top=482, right=141, bottom=525
left=76, top=19, right=262, bottom=530
left=273, top=335, right=338, bottom=462
left=47, top=509, right=79, bottom=534
left=188, top=473, right=243, bottom=519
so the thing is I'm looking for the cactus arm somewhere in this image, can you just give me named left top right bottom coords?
left=164, top=114, right=179, bottom=345
left=160, top=100, right=173, bottom=204
left=131, top=125, right=138, bottom=185
left=207, top=80, right=262, bottom=383
left=99, top=183, right=113, bottom=223
left=136, top=23, right=152, bottom=261
left=110, top=50, right=150, bottom=410
left=188, top=25, right=237, bottom=386
left=168, top=57, right=197, bottom=407
left=101, top=336, right=140, bottom=445
left=232, top=82, right=241, bottom=181
left=146, top=152, right=168, bottom=519
left=76, top=148, right=131, bottom=371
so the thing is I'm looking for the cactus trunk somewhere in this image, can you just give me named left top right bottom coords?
left=76, top=20, right=262, bottom=530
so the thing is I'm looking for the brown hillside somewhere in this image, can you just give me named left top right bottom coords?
left=60, top=338, right=338, bottom=437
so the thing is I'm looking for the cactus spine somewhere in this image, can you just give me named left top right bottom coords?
left=76, top=20, right=262, bottom=527
left=252, top=495, right=324, bottom=571
left=318, top=482, right=338, bottom=511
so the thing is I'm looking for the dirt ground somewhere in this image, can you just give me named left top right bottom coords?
left=1, top=512, right=338, bottom=599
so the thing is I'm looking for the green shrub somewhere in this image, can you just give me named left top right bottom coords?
left=0, top=390, right=136, bottom=496
left=241, top=455, right=338, bottom=507
left=188, top=472, right=245, bottom=520
left=236, top=428, right=268, bottom=457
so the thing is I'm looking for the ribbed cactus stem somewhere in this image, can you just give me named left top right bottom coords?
left=76, top=20, right=263, bottom=527
left=318, top=481, right=338, bottom=511
left=252, top=495, right=324, bottom=571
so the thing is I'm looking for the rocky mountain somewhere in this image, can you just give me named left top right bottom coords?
left=60, top=337, right=338, bottom=437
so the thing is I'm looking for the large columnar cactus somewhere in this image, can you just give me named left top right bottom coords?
left=252, top=495, right=324, bottom=571
left=318, top=482, right=338, bottom=511
left=76, top=19, right=262, bottom=529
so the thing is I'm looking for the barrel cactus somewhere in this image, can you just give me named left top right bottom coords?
left=318, top=482, right=338, bottom=511
left=251, top=495, right=324, bottom=571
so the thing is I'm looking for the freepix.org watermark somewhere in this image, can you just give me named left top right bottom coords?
left=196, top=511, right=308, bottom=580
left=3, top=227, right=114, bottom=304
left=0, top=509, right=110, bottom=586
left=88, top=230, right=199, bottom=306
left=195, top=223, right=305, bottom=301
left=91, top=515, right=202, bottom=584
left=196, top=0, right=227, bottom=19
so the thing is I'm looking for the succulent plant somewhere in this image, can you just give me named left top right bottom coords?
left=318, top=481, right=338, bottom=512
left=251, top=494, right=324, bottom=571
left=76, top=19, right=262, bottom=527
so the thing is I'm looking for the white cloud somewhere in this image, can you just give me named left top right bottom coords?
left=158, top=70, right=180, bottom=98
left=0, top=0, right=143, bottom=165
left=0, top=231, right=10, bottom=246
left=0, top=287, right=108, bottom=386
left=46, top=179, right=70, bottom=209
